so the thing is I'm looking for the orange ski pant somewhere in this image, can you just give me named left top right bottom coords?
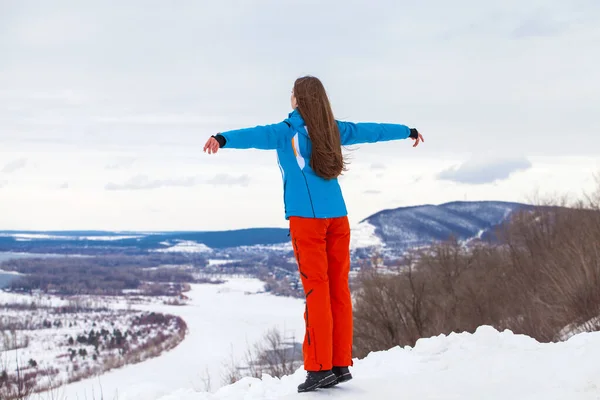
left=289, top=216, right=353, bottom=372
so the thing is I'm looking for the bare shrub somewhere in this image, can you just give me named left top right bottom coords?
left=354, top=240, right=512, bottom=356
left=246, top=328, right=301, bottom=378
left=1, top=331, right=30, bottom=351
left=353, top=180, right=600, bottom=356
left=162, top=298, right=186, bottom=306
left=499, top=202, right=600, bottom=341
left=197, top=367, right=212, bottom=393
left=221, top=327, right=302, bottom=386
left=221, top=350, right=243, bottom=386
left=353, top=265, right=426, bottom=353
left=0, top=344, right=36, bottom=400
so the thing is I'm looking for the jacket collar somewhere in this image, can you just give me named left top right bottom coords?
left=288, top=108, right=301, bottom=118
left=287, top=108, right=306, bottom=130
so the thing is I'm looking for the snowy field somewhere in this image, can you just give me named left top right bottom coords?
left=1, top=304, right=185, bottom=393
left=155, top=240, right=213, bottom=253
left=0, top=252, right=66, bottom=263
left=153, top=326, right=600, bottom=400
left=32, top=278, right=306, bottom=400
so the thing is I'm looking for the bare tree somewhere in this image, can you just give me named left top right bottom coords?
left=221, top=327, right=302, bottom=387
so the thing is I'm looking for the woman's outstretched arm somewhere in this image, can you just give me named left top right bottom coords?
left=337, top=121, right=423, bottom=147
left=204, top=121, right=292, bottom=154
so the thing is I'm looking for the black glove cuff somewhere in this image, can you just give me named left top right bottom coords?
left=212, top=134, right=227, bottom=148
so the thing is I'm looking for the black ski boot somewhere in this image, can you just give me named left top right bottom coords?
left=323, top=366, right=353, bottom=388
left=332, top=366, right=353, bottom=383
left=297, top=370, right=337, bottom=393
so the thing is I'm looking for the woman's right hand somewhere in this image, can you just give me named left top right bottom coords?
left=203, top=136, right=220, bottom=154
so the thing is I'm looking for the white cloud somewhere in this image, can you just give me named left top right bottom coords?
left=370, top=163, right=386, bottom=170
left=0, top=155, right=597, bottom=231
left=206, top=174, right=251, bottom=187
left=104, top=173, right=251, bottom=191
left=438, top=156, right=532, bottom=184
left=105, top=157, right=136, bottom=170
left=93, top=114, right=229, bottom=126
left=2, top=158, right=27, bottom=173
left=105, top=175, right=200, bottom=191
left=511, top=16, right=568, bottom=38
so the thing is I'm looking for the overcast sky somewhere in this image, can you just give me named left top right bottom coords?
left=1, top=0, right=599, bottom=231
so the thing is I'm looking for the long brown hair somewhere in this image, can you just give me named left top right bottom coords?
left=293, top=76, right=346, bottom=180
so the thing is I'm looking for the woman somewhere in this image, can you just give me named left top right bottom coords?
left=204, top=76, right=424, bottom=392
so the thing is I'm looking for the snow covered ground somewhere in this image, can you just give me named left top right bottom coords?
left=43, top=278, right=305, bottom=400
left=0, top=268, right=24, bottom=275
left=0, top=290, right=70, bottom=307
left=153, top=326, right=600, bottom=400
left=350, top=221, right=383, bottom=249
left=9, top=278, right=599, bottom=399
left=155, top=240, right=213, bottom=253
left=1, top=305, right=184, bottom=392
left=208, top=259, right=241, bottom=267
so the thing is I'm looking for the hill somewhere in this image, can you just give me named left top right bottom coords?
left=0, top=201, right=534, bottom=257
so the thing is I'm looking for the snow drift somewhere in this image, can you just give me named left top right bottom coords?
left=153, top=325, right=600, bottom=400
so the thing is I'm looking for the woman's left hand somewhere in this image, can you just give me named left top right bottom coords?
left=411, top=131, right=424, bottom=147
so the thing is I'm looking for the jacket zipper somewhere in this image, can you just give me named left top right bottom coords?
left=300, top=171, right=316, bottom=218
left=283, top=179, right=287, bottom=215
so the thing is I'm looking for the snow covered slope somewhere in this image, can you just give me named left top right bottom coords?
left=363, top=200, right=532, bottom=254
left=350, top=220, right=384, bottom=249
left=54, top=278, right=305, bottom=400
left=154, top=326, right=600, bottom=400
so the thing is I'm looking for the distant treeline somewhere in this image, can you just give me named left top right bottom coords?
left=0, top=249, right=306, bottom=297
left=2, top=255, right=216, bottom=296
left=1, top=253, right=210, bottom=269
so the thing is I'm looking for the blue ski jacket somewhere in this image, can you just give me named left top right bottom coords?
left=218, top=109, right=413, bottom=220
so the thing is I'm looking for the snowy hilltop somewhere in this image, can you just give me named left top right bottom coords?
left=152, top=326, right=600, bottom=400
